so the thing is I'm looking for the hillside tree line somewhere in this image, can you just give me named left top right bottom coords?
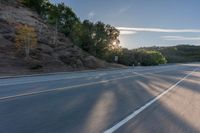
left=20, top=0, right=167, bottom=66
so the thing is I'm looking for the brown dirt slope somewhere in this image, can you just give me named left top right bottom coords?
left=0, top=0, right=123, bottom=76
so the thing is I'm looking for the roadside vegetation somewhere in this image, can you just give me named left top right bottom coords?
left=15, top=24, right=37, bottom=59
left=20, top=0, right=167, bottom=66
left=118, top=49, right=166, bottom=66
left=140, top=45, right=200, bottom=63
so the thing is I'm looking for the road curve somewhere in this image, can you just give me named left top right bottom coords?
left=0, top=63, right=200, bottom=133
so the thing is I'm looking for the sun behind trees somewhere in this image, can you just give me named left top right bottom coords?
left=20, top=0, right=121, bottom=59
left=15, top=24, right=37, bottom=59
left=20, top=0, right=167, bottom=66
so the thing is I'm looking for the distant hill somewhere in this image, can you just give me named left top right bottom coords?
left=139, top=45, right=200, bottom=63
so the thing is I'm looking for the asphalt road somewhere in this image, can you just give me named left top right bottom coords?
left=0, top=63, right=200, bottom=133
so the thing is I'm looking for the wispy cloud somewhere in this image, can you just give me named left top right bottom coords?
left=117, top=27, right=200, bottom=33
left=88, top=11, right=96, bottom=19
left=120, top=31, right=137, bottom=35
left=162, top=36, right=200, bottom=41
left=119, top=6, right=131, bottom=14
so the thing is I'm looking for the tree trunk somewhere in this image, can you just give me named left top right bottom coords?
left=53, top=19, right=58, bottom=45
left=25, top=35, right=30, bottom=60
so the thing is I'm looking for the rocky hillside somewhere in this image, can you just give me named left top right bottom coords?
left=0, top=0, right=122, bottom=75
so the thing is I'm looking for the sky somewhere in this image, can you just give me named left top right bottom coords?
left=50, top=0, right=200, bottom=49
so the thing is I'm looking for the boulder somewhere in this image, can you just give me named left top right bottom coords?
left=25, top=59, right=43, bottom=70
left=0, top=19, right=13, bottom=34
left=38, top=44, right=54, bottom=54
left=83, top=56, right=100, bottom=68
left=3, top=33, right=15, bottom=42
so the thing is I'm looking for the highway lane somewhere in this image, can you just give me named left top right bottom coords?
left=0, top=63, right=199, bottom=133
left=115, top=69, right=200, bottom=133
left=0, top=64, right=187, bottom=86
left=0, top=64, right=191, bottom=99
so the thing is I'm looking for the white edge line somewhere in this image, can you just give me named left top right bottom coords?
left=0, top=75, right=136, bottom=100
left=103, top=68, right=198, bottom=133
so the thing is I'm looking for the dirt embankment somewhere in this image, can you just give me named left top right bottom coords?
left=0, top=0, right=123, bottom=76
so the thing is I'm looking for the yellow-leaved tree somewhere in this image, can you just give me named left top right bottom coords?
left=15, top=24, right=37, bottom=59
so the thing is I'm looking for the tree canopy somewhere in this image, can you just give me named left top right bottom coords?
left=21, top=0, right=48, bottom=15
left=21, top=0, right=167, bottom=66
left=118, top=49, right=167, bottom=66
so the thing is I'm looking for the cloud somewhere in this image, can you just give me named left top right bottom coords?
left=119, top=6, right=131, bottom=14
left=162, top=36, right=200, bottom=41
left=120, top=30, right=137, bottom=35
left=88, top=11, right=96, bottom=19
left=117, top=27, right=200, bottom=33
